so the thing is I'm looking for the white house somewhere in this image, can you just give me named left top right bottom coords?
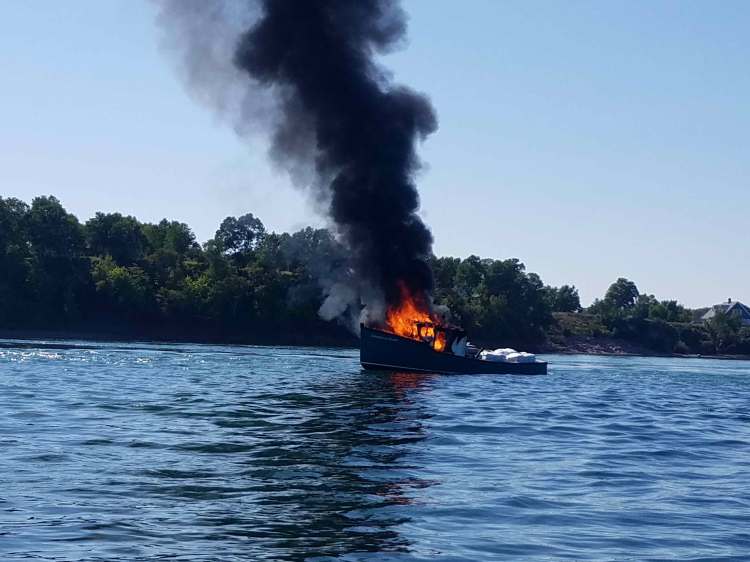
left=702, top=299, right=750, bottom=326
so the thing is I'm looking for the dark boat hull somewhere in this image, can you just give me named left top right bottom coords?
left=360, top=325, right=547, bottom=375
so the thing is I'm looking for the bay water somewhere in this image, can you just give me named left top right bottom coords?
left=1, top=340, right=749, bottom=561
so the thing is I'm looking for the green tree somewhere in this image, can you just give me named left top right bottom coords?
left=604, top=278, right=640, bottom=310
left=454, top=257, right=553, bottom=344
left=214, top=213, right=266, bottom=255
left=85, top=212, right=146, bottom=265
left=25, top=196, right=88, bottom=324
left=431, top=256, right=460, bottom=291
left=0, top=197, right=32, bottom=324
left=141, top=220, right=202, bottom=296
left=547, top=284, right=581, bottom=312
left=647, top=299, right=692, bottom=323
left=633, top=293, right=659, bottom=319
left=91, top=256, right=155, bottom=321
left=26, top=196, right=85, bottom=259
left=706, top=311, right=741, bottom=353
left=454, top=255, right=484, bottom=299
left=143, top=219, right=199, bottom=255
left=431, top=256, right=462, bottom=322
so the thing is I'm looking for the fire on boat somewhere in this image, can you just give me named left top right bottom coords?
left=360, top=285, right=547, bottom=375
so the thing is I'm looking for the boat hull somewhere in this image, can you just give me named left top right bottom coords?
left=360, top=325, right=547, bottom=375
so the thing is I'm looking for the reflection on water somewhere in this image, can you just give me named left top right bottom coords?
left=195, top=371, right=435, bottom=560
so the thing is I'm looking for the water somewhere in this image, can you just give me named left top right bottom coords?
left=1, top=341, right=749, bottom=561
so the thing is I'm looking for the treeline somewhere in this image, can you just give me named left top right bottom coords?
left=431, top=256, right=579, bottom=345
left=579, top=278, right=750, bottom=355
left=2, top=196, right=745, bottom=354
left=0, top=195, right=577, bottom=346
left=0, top=196, right=352, bottom=343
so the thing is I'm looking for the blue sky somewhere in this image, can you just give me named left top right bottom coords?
left=1, top=0, right=748, bottom=307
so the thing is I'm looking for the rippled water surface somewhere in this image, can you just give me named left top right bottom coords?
left=1, top=340, right=749, bottom=561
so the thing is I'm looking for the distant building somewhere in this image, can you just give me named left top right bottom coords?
left=702, top=299, right=750, bottom=326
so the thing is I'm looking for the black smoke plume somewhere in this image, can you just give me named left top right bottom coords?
left=155, top=0, right=437, bottom=326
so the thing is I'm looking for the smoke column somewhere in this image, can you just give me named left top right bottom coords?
left=155, top=0, right=437, bottom=325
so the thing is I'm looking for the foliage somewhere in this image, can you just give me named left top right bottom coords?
left=546, top=284, right=581, bottom=313
left=610, top=317, right=679, bottom=353
left=0, top=198, right=32, bottom=325
left=577, top=275, right=750, bottom=355
left=24, top=196, right=90, bottom=325
left=0, top=197, right=336, bottom=341
left=604, top=278, right=640, bottom=310
left=86, top=213, right=146, bottom=265
left=641, top=298, right=693, bottom=323
left=705, top=311, right=742, bottom=353
left=552, top=312, right=610, bottom=338
left=432, top=256, right=554, bottom=346
left=0, top=196, right=567, bottom=346
left=738, top=328, right=750, bottom=354
left=214, top=213, right=266, bottom=256
left=2, top=195, right=744, bottom=355
left=91, top=256, right=155, bottom=321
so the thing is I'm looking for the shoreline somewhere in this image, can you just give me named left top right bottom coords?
left=539, top=335, right=750, bottom=361
left=2, top=329, right=749, bottom=362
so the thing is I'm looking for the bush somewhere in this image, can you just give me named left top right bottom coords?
left=612, top=317, right=679, bottom=353
left=674, top=323, right=709, bottom=354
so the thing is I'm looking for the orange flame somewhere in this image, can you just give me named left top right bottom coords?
left=385, top=283, right=446, bottom=352
left=434, top=330, right=446, bottom=352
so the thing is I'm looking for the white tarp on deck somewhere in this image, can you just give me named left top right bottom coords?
left=479, top=348, right=536, bottom=363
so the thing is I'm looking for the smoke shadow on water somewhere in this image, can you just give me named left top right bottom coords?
left=138, top=370, right=438, bottom=561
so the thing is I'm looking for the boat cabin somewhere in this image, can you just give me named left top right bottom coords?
left=413, top=322, right=469, bottom=356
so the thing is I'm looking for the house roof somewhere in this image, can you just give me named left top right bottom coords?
left=727, top=301, right=750, bottom=320
left=702, top=300, right=750, bottom=323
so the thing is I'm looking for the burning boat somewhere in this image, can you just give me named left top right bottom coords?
left=360, top=287, right=547, bottom=375
left=157, top=2, right=547, bottom=375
